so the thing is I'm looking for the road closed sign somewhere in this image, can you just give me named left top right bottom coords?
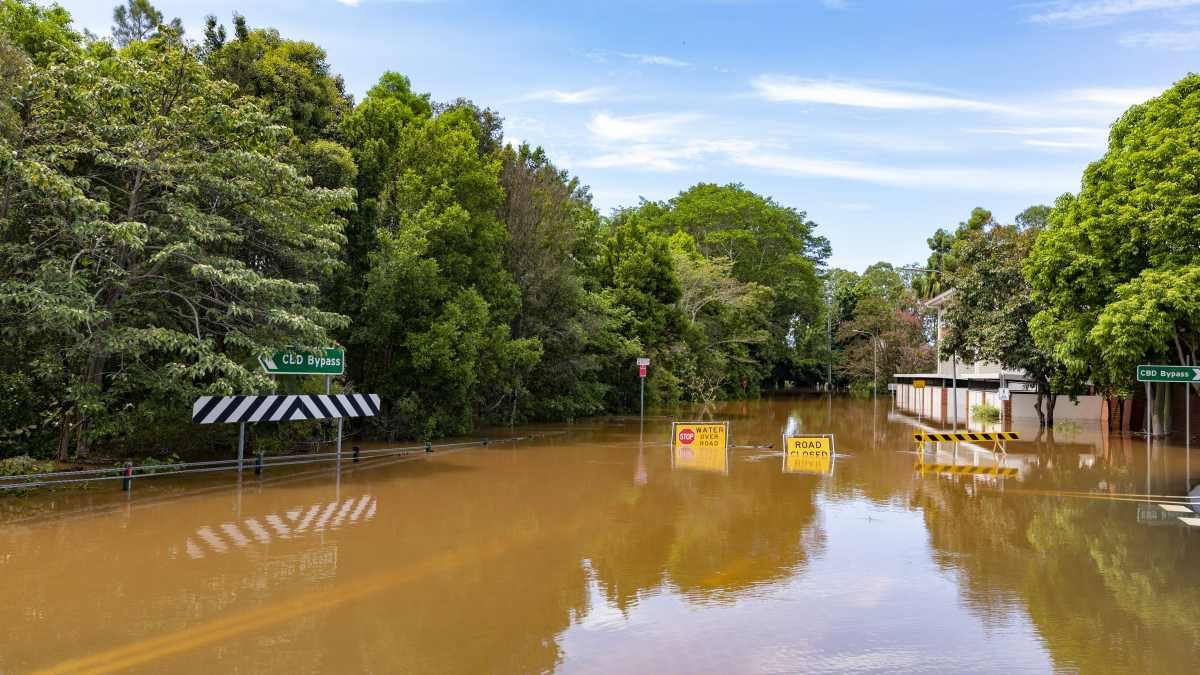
left=782, top=434, right=834, bottom=475
left=671, top=422, right=730, bottom=473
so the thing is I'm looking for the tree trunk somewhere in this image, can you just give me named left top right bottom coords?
left=57, top=408, right=74, bottom=462
left=1120, top=397, right=1132, bottom=433
left=1046, top=392, right=1057, bottom=428
left=1034, top=392, right=1046, bottom=428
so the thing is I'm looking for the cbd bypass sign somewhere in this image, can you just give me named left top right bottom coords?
left=260, top=348, right=345, bottom=376
left=671, top=422, right=730, bottom=474
left=1137, top=364, right=1200, bottom=383
left=782, top=434, right=835, bottom=475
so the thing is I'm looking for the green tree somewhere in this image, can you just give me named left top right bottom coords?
left=0, top=43, right=352, bottom=458
left=942, top=215, right=1081, bottom=426
left=111, top=0, right=179, bottom=47
left=1027, top=75, right=1200, bottom=432
left=344, top=73, right=535, bottom=438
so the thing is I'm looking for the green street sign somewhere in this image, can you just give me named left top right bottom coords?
left=260, top=348, right=345, bottom=376
left=1136, top=364, right=1200, bottom=383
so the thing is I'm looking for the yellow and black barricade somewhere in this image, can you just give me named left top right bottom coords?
left=912, top=430, right=1019, bottom=453
left=914, top=462, right=1018, bottom=478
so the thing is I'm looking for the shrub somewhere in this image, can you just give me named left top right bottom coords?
left=0, top=455, right=55, bottom=477
left=971, top=403, right=1000, bottom=423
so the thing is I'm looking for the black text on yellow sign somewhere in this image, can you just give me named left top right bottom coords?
left=782, top=434, right=835, bottom=475
left=671, top=422, right=730, bottom=473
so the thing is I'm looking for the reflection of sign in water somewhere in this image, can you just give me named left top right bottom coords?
left=783, top=434, right=834, bottom=475
left=180, top=494, right=377, bottom=559
left=914, top=462, right=1017, bottom=478
left=671, top=422, right=729, bottom=473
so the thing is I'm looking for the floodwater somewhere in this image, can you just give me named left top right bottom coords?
left=2, top=396, right=1199, bottom=674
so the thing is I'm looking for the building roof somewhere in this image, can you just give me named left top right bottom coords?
left=922, top=288, right=956, bottom=309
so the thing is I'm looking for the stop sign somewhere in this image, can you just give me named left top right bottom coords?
left=677, top=428, right=696, bottom=445
left=639, top=365, right=647, bottom=377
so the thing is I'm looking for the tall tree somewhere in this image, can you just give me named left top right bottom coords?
left=942, top=215, right=1080, bottom=426
left=1027, top=75, right=1200, bottom=433
left=0, top=42, right=352, bottom=457
left=111, top=0, right=179, bottom=46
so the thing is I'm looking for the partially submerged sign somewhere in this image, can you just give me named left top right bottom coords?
left=1137, top=364, right=1200, bottom=383
left=260, top=348, right=345, bottom=376
left=782, top=434, right=834, bottom=475
left=671, top=422, right=729, bottom=473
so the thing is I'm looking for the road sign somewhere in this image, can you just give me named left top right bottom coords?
left=912, top=431, right=1019, bottom=443
left=636, top=357, right=650, bottom=366
left=639, top=365, right=647, bottom=377
left=260, top=348, right=345, bottom=376
left=887, top=383, right=897, bottom=392
left=192, top=394, right=379, bottom=424
left=998, top=387, right=1010, bottom=401
left=782, top=434, right=834, bottom=475
left=671, top=422, right=729, bottom=473
left=913, top=380, right=926, bottom=389
left=1137, top=364, right=1200, bottom=383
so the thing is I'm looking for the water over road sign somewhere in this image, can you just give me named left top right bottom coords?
left=671, top=422, right=730, bottom=473
left=1137, top=364, right=1200, bottom=383
left=260, top=348, right=345, bottom=376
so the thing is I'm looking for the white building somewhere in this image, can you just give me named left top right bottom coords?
left=893, top=289, right=1104, bottom=429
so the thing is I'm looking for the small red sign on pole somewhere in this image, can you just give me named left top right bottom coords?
left=639, top=365, right=647, bottom=378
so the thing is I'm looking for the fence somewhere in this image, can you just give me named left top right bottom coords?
left=0, top=434, right=558, bottom=492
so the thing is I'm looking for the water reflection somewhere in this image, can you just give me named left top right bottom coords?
left=0, top=397, right=1198, bottom=673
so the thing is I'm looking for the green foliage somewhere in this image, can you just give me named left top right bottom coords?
left=0, top=0, right=78, bottom=65
left=1027, top=74, right=1200, bottom=399
left=205, top=16, right=352, bottom=142
left=111, top=0, right=180, bottom=47
left=971, top=403, right=999, bottom=423
left=0, top=454, right=53, bottom=476
left=0, top=39, right=352, bottom=457
left=830, top=264, right=933, bottom=389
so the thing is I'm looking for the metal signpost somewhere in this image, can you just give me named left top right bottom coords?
left=259, top=348, right=348, bottom=465
left=1138, top=365, right=1197, bottom=491
left=637, top=357, right=650, bottom=423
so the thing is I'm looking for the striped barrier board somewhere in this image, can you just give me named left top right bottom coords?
left=912, top=431, right=1020, bottom=443
left=192, top=394, right=380, bottom=425
left=915, top=462, right=1018, bottom=477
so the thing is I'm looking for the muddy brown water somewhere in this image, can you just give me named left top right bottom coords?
left=2, top=396, right=1199, bottom=674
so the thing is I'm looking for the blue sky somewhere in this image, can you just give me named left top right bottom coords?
left=58, top=0, right=1196, bottom=271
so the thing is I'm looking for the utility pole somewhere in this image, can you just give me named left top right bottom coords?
left=826, top=290, right=833, bottom=392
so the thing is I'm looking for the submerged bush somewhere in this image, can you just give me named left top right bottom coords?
left=971, top=403, right=1000, bottom=423
left=0, top=455, right=55, bottom=477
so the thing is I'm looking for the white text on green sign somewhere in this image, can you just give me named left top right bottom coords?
left=1137, top=365, right=1200, bottom=383
left=260, top=348, right=345, bottom=375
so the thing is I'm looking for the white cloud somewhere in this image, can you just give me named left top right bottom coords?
left=586, top=112, right=699, bottom=141
left=337, top=0, right=360, bottom=5
left=579, top=139, right=761, bottom=172
left=732, top=152, right=1079, bottom=193
left=970, top=126, right=1109, bottom=151
left=619, top=52, right=691, bottom=67
left=523, top=87, right=611, bottom=104
left=1030, top=0, right=1200, bottom=24
left=751, top=75, right=1017, bottom=113
left=1120, top=30, right=1200, bottom=49
left=1062, top=86, right=1161, bottom=106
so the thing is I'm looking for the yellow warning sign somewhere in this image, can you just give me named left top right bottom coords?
left=913, top=380, right=926, bottom=389
left=783, top=434, right=834, bottom=475
left=671, top=422, right=729, bottom=473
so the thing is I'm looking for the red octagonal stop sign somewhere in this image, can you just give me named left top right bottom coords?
left=677, top=428, right=696, bottom=445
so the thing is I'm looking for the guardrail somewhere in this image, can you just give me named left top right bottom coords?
left=0, top=433, right=559, bottom=492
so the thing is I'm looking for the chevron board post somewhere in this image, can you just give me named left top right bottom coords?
left=192, top=394, right=380, bottom=475
left=192, top=394, right=380, bottom=424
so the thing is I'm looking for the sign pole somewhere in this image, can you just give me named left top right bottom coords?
left=1186, top=381, right=1191, bottom=492
left=238, top=421, right=246, bottom=474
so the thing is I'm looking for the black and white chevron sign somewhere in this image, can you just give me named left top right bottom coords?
left=192, top=394, right=380, bottom=425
